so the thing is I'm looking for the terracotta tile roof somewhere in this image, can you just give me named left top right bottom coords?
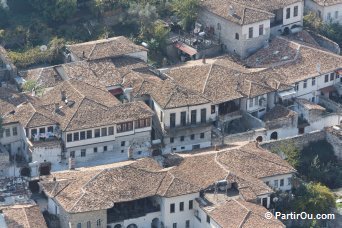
left=201, top=0, right=274, bottom=25
left=296, top=98, right=326, bottom=110
left=4, top=79, right=153, bottom=131
left=19, top=67, right=63, bottom=88
left=166, top=56, right=274, bottom=104
left=40, top=144, right=295, bottom=213
left=311, top=0, right=342, bottom=6
left=0, top=87, right=28, bottom=116
left=66, top=36, right=147, bottom=61
left=150, top=79, right=211, bottom=109
left=1, top=204, right=47, bottom=228
left=246, top=37, right=342, bottom=84
left=264, top=105, right=297, bottom=122
left=203, top=199, right=285, bottom=228
left=233, top=0, right=302, bottom=11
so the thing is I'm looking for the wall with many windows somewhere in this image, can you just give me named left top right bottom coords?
left=0, top=123, right=25, bottom=158
left=262, top=173, right=293, bottom=191
left=161, top=193, right=199, bottom=228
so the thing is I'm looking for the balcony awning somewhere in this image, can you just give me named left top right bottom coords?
left=277, top=89, right=296, bottom=99
left=174, top=41, right=197, bottom=56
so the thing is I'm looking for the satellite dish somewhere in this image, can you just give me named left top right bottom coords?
left=40, top=45, right=48, bottom=52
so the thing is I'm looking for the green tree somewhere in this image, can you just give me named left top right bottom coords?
left=28, top=0, right=77, bottom=22
left=150, top=21, right=170, bottom=51
left=272, top=142, right=301, bottom=169
left=22, top=80, right=44, bottom=95
left=171, top=0, right=199, bottom=31
left=294, top=182, right=335, bottom=215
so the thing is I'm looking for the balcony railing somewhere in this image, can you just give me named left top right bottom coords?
left=218, top=110, right=242, bottom=122
left=164, top=119, right=213, bottom=133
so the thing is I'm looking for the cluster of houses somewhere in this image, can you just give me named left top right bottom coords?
left=0, top=0, right=341, bottom=227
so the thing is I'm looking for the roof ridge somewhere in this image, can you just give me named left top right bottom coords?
left=22, top=207, right=31, bottom=228
left=202, top=63, right=213, bottom=94
left=88, top=43, right=97, bottom=60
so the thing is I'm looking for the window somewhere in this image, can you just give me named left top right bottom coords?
left=265, top=181, right=269, bottom=186
left=81, top=149, right=86, bottom=157
left=87, top=221, right=91, bottom=228
left=288, top=177, right=292, bottom=186
left=211, top=105, right=215, bottom=114
left=191, top=110, right=197, bottom=124
left=180, top=202, right=184, bottom=211
left=135, top=118, right=150, bottom=129
left=170, top=137, right=174, bottom=143
left=317, top=10, right=321, bottom=18
left=186, top=220, right=190, bottom=228
left=96, top=219, right=101, bottom=227
left=86, top=130, right=92, bottom=139
left=94, top=129, right=100, bottom=138
left=330, top=73, right=335, bottom=81
left=121, top=141, right=125, bottom=147
left=249, top=99, right=253, bottom=107
left=294, top=6, right=298, bottom=17
left=325, top=74, right=329, bottom=82
left=327, top=12, right=331, bottom=20
left=286, top=8, right=291, bottom=19
left=117, top=122, right=133, bottom=133
left=194, top=210, right=201, bottom=221
left=200, top=133, right=205, bottom=139
left=47, top=126, right=53, bottom=133
left=108, top=126, right=114, bottom=135
left=206, top=215, right=211, bottom=224
left=12, top=127, right=17, bottom=136
left=217, top=23, right=221, bottom=30
left=101, top=128, right=107, bottom=137
left=190, top=134, right=195, bottom=140
left=170, top=203, right=175, bottom=213
left=104, top=146, right=107, bottom=152
left=39, top=128, right=45, bottom=134
left=31, top=129, right=37, bottom=138
left=280, top=179, right=284, bottom=186
left=254, top=97, right=258, bottom=106
left=73, top=132, right=79, bottom=141
left=0, top=129, right=3, bottom=138
left=235, top=33, right=239, bottom=40
left=70, top=151, right=75, bottom=158
left=295, top=82, right=299, bottom=91
left=180, top=136, right=184, bottom=141
left=189, top=200, right=193, bottom=209
left=67, top=133, right=72, bottom=142
left=312, top=77, right=316, bottom=86
left=160, top=110, right=163, bottom=122
left=259, top=24, right=264, bottom=36
left=173, top=223, right=177, bottom=228
left=170, top=113, right=176, bottom=128
left=201, top=109, right=206, bottom=123
left=181, top=112, right=186, bottom=126
left=303, top=80, right=307, bottom=89
left=274, top=180, right=279, bottom=188
left=248, top=27, right=253, bottom=39
left=77, top=223, right=82, bottom=228
left=80, top=131, right=86, bottom=140
left=93, top=147, right=97, bottom=153
left=335, top=11, right=339, bottom=19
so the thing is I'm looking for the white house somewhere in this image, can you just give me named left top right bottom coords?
left=38, top=142, right=294, bottom=228
left=305, top=0, right=342, bottom=24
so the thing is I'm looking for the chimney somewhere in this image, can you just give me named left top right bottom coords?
left=69, top=157, right=75, bottom=170
left=202, top=55, right=206, bottom=64
left=54, top=103, right=60, bottom=113
left=61, top=91, right=66, bottom=101
left=228, top=5, right=235, bottom=16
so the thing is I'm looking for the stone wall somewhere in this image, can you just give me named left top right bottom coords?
left=309, top=32, right=340, bottom=55
left=260, top=130, right=326, bottom=152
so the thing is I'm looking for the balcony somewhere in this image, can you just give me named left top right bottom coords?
left=218, top=110, right=242, bottom=123
left=163, top=119, right=213, bottom=134
left=107, top=197, right=160, bottom=224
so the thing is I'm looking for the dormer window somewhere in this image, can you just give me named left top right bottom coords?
left=235, top=33, right=239, bottom=40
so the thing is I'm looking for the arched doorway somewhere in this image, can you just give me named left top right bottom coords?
left=270, top=132, right=278, bottom=140
left=127, top=224, right=138, bottom=228
left=256, top=136, right=263, bottom=142
left=151, top=218, right=160, bottom=228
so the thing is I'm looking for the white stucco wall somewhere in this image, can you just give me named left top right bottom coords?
left=262, top=173, right=293, bottom=191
